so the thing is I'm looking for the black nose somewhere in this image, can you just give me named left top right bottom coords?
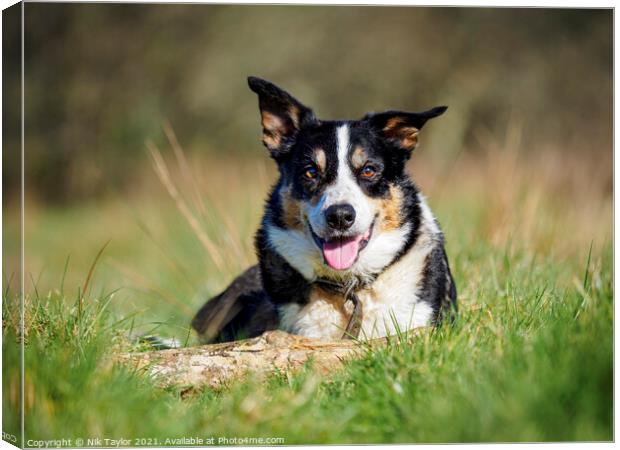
left=325, top=204, right=356, bottom=231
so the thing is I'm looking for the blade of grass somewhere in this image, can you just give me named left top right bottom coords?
left=147, top=140, right=226, bottom=272
left=82, top=240, right=110, bottom=300
left=60, top=253, right=71, bottom=296
left=162, top=120, right=210, bottom=223
left=583, top=240, right=593, bottom=291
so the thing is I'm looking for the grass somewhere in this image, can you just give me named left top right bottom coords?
left=3, top=134, right=613, bottom=444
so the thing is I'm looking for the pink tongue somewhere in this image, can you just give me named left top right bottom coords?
left=322, top=235, right=364, bottom=270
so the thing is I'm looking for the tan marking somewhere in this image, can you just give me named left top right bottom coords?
left=351, top=146, right=367, bottom=169
left=261, top=111, right=284, bottom=134
left=398, top=127, right=419, bottom=150
left=262, top=134, right=280, bottom=150
left=260, top=108, right=303, bottom=150
left=383, top=117, right=419, bottom=151
left=260, top=111, right=285, bottom=149
left=288, top=104, right=300, bottom=128
left=314, top=148, right=327, bottom=172
left=280, top=187, right=304, bottom=230
left=310, top=286, right=349, bottom=316
left=374, top=184, right=405, bottom=232
left=384, top=116, right=406, bottom=133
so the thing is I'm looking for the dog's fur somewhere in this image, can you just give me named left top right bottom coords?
left=192, top=77, right=456, bottom=342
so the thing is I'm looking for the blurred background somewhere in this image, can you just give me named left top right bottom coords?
left=4, top=5, right=612, bottom=203
left=3, top=5, right=612, bottom=339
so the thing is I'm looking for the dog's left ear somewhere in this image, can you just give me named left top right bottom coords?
left=248, top=76, right=316, bottom=160
left=365, top=106, right=447, bottom=151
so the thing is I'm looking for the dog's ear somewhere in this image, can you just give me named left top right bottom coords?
left=364, top=106, right=447, bottom=151
left=248, top=76, right=316, bottom=159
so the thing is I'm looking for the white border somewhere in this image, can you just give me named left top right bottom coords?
left=0, top=2, right=615, bottom=450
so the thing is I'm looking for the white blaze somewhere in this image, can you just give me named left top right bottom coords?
left=308, top=124, right=374, bottom=238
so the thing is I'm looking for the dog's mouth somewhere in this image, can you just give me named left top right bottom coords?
left=310, top=220, right=375, bottom=271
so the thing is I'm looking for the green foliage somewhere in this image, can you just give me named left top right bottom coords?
left=3, top=225, right=612, bottom=444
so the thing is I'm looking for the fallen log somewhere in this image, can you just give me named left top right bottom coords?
left=116, top=330, right=389, bottom=391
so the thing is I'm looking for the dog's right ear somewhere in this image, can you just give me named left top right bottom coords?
left=248, top=76, right=316, bottom=159
left=364, top=106, right=448, bottom=152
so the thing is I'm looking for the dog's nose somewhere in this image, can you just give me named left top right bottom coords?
left=325, top=204, right=356, bottom=231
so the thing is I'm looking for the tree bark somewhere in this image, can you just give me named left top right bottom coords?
left=116, top=330, right=387, bottom=391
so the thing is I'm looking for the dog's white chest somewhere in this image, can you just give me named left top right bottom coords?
left=279, top=237, right=435, bottom=340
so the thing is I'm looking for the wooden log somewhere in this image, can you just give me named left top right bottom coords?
left=116, top=330, right=386, bottom=391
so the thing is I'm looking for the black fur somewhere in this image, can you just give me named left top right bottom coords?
left=255, top=226, right=312, bottom=305
left=191, top=266, right=277, bottom=343
left=191, top=77, right=457, bottom=343
left=418, top=245, right=458, bottom=325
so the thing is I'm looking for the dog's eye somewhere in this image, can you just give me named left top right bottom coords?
left=304, top=166, right=319, bottom=180
left=360, top=165, right=377, bottom=179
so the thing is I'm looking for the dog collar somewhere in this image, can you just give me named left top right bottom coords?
left=314, top=278, right=363, bottom=340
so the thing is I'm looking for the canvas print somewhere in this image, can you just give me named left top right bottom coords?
left=2, top=3, right=613, bottom=447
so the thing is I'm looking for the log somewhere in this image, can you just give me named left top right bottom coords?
left=116, top=330, right=387, bottom=391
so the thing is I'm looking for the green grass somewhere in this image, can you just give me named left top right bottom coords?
left=3, top=150, right=613, bottom=444
left=4, top=227, right=612, bottom=444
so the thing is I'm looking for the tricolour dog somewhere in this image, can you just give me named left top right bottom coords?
left=192, top=77, right=457, bottom=342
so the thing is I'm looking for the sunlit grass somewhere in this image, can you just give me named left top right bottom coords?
left=3, top=132, right=612, bottom=443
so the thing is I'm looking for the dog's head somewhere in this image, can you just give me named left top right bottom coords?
left=249, top=77, right=446, bottom=280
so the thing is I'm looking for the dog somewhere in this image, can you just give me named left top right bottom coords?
left=192, top=77, right=457, bottom=343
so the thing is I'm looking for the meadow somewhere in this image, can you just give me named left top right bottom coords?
left=3, top=123, right=613, bottom=444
